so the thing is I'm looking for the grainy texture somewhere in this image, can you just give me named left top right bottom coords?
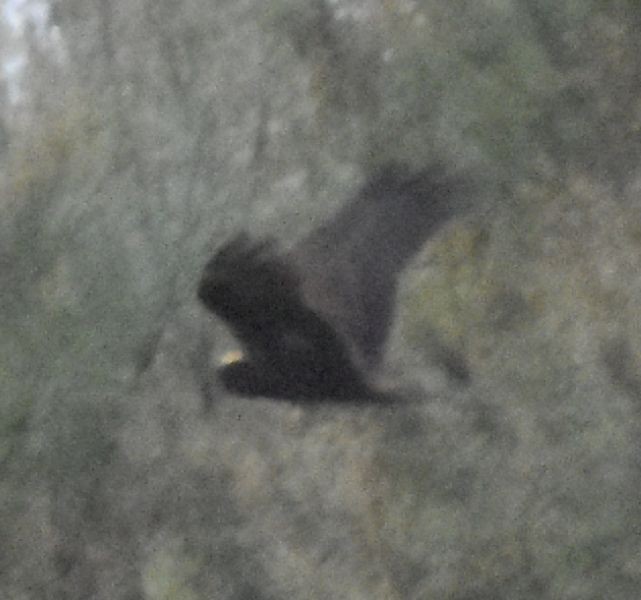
left=197, top=165, right=467, bottom=399
left=2, top=1, right=641, bottom=599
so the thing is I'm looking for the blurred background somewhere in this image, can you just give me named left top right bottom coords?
left=2, top=1, right=641, bottom=598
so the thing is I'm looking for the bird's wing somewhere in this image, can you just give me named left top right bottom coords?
left=291, top=163, right=469, bottom=370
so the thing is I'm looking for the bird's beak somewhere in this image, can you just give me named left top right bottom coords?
left=220, top=349, right=245, bottom=365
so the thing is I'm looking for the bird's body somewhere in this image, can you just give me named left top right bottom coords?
left=198, top=164, right=467, bottom=402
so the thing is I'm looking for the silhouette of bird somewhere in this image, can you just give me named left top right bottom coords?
left=198, top=164, right=468, bottom=402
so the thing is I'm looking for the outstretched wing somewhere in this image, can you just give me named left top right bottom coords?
left=291, top=163, right=468, bottom=369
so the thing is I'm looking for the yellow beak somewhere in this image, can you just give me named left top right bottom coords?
left=220, top=349, right=245, bottom=365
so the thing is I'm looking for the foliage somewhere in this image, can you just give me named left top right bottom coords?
left=3, top=1, right=641, bottom=598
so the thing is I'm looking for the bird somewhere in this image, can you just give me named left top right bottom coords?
left=197, top=163, right=469, bottom=402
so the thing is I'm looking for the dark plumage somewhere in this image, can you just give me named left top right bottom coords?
left=198, top=164, right=467, bottom=401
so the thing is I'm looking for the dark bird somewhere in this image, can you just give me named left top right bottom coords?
left=198, top=164, right=468, bottom=402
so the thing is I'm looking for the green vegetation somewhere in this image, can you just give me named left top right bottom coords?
left=2, top=1, right=641, bottom=598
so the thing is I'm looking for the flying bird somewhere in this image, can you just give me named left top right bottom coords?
left=198, top=164, right=468, bottom=402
